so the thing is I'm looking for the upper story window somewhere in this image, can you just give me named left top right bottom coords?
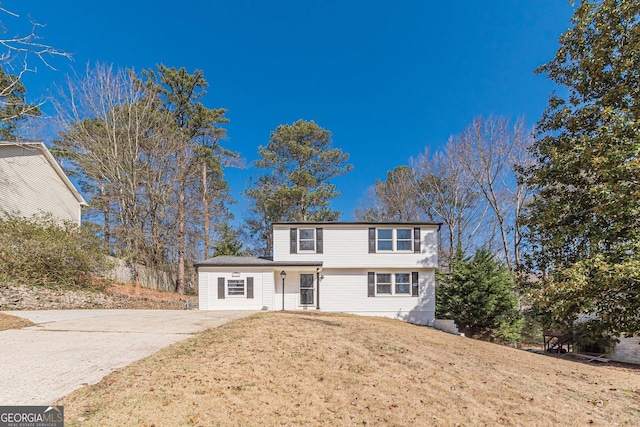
left=377, top=229, right=393, bottom=251
left=289, top=227, right=323, bottom=254
left=299, top=229, right=316, bottom=251
left=376, top=228, right=414, bottom=252
left=396, top=229, right=413, bottom=251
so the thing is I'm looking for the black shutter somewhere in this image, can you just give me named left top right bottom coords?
left=368, top=272, right=375, bottom=297
left=218, top=277, right=225, bottom=299
left=411, top=272, right=419, bottom=297
left=316, top=228, right=323, bottom=253
left=290, top=228, right=297, bottom=253
left=414, top=228, right=421, bottom=253
left=247, top=277, right=254, bottom=299
left=368, top=228, right=376, bottom=253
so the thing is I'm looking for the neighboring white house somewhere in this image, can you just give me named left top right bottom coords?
left=0, top=141, right=86, bottom=225
left=196, top=222, right=440, bottom=325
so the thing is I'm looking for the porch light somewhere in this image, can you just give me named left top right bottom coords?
left=280, top=270, right=286, bottom=311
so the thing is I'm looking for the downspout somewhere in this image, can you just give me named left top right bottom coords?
left=316, top=267, right=320, bottom=310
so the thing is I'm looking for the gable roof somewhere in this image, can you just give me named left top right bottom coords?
left=195, top=255, right=323, bottom=268
left=0, top=141, right=87, bottom=206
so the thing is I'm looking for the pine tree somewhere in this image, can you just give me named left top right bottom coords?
left=245, top=119, right=352, bottom=255
left=0, top=69, right=40, bottom=138
left=436, top=248, right=522, bottom=341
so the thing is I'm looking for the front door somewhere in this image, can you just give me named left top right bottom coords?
left=300, top=274, right=314, bottom=305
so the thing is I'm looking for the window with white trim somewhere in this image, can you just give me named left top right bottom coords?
left=396, top=229, right=412, bottom=251
left=376, top=273, right=392, bottom=294
left=376, top=228, right=413, bottom=252
left=368, top=271, right=418, bottom=297
left=299, top=228, right=316, bottom=251
left=377, top=229, right=393, bottom=251
left=395, top=273, right=411, bottom=294
left=227, top=279, right=245, bottom=296
left=374, top=273, right=412, bottom=295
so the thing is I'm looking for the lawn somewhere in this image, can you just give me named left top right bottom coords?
left=0, top=312, right=34, bottom=331
left=59, top=311, right=640, bottom=426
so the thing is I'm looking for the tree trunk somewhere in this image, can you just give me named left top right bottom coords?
left=176, top=186, right=186, bottom=295
left=202, top=163, right=210, bottom=259
left=101, top=183, right=110, bottom=254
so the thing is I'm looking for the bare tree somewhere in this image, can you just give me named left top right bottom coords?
left=0, top=6, right=71, bottom=135
left=412, top=145, right=487, bottom=263
left=456, top=116, right=533, bottom=269
left=354, top=166, right=423, bottom=222
left=356, top=116, right=532, bottom=269
left=0, top=7, right=71, bottom=69
left=52, top=63, right=179, bottom=268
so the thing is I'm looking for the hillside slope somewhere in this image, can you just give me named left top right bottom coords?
left=60, top=312, right=640, bottom=426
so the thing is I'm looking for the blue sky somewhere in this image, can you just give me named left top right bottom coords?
left=13, top=1, right=574, bottom=220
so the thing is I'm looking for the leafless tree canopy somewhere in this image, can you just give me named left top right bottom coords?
left=52, top=64, right=231, bottom=293
left=356, top=115, right=533, bottom=269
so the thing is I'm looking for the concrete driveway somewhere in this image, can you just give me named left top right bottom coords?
left=0, top=309, right=255, bottom=405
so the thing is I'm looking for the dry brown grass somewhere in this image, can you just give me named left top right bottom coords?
left=106, top=283, right=198, bottom=303
left=59, top=312, right=640, bottom=426
left=0, top=312, right=34, bottom=331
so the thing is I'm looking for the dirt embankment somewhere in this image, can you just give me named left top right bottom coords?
left=0, top=282, right=197, bottom=311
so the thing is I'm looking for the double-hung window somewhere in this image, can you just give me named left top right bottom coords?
left=396, top=229, right=413, bottom=251
left=376, top=228, right=413, bottom=252
left=299, top=229, right=316, bottom=251
left=377, top=229, right=393, bottom=251
left=290, top=227, right=323, bottom=254
left=376, top=273, right=392, bottom=294
left=395, top=273, right=410, bottom=294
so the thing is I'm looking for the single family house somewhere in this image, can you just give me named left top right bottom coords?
left=0, top=141, right=86, bottom=225
left=196, top=222, right=440, bottom=325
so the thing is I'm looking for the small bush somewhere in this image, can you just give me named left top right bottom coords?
left=0, top=213, right=112, bottom=289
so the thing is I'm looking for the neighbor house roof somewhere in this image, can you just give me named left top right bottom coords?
left=0, top=140, right=87, bottom=206
left=195, top=255, right=323, bottom=268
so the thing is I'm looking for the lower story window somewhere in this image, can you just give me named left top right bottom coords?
left=376, top=273, right=392, bottom=294
left=228, top=279, right=245, bottom=296
left=369, top=272, right=417, bottom=297
left=395, top=273, right=410, bottom=294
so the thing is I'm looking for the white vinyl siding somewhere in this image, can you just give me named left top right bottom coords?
left=199, top=222, right=438, bottom=326
left=198, top=268, right=271, bottom=310
left=198, top=270, right=209, bottom=310
left=273, top=225, right=438, bottom=269
left=0, top=144, right=83, bottom=225
left=318, top=269, right=436, bottom=325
